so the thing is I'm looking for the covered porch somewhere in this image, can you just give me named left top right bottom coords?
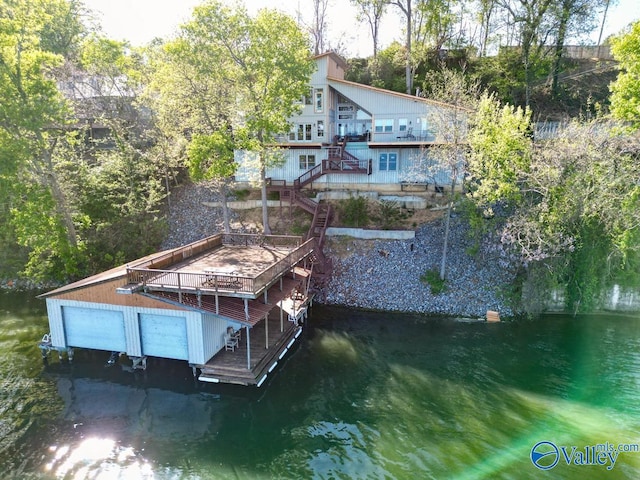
left=197, top=305, right=307, bottom=386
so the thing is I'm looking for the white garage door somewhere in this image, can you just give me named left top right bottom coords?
left=63, top=306, right=126, bottom=352
left=139, top=313, right=188, bottom=360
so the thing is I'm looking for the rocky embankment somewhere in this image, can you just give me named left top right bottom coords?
left=321, top=218, right=516, bottom=318
left=164, top=183, right=516, bottom=318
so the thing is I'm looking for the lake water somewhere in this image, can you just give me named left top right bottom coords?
left=1, top=291, right=639, bottom=479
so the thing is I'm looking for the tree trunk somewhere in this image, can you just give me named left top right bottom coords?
left=260, top=164, right=271, bottom=235
left=221, top=184, right=231, bottom=234
left=551, top=1, right=570, bottom=96
left=405, top=0, right=412, bottom=95
left=439, top=177, right=457, bottom=281
left=41, top=144, right=77, bottom=248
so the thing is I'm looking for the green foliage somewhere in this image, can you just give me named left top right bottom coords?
left=290, top=218, right=311, bottom=236
left=468, top=118, right=640, bottom=315
left=610, top=21, right=640, bottom=128
left=10, top=184, right=86, bottom=281
left=338, top=196, right=370, bottom=228
left=187, top=132, right=237, bottom=181
left=372, top=200, right=409, bottom=230
left=467, top=93, right=533, bottom=208
left=346, top=42, right=407, bottom=93
left=420, top=268, right=447, bottom=294
left=232, top=188, right=251, bottom=201
left=73, top=149, right=167, bottom=273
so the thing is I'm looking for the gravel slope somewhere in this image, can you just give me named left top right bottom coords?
left=163, top=183, right=516, bottom=318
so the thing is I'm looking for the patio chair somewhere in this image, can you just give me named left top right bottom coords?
left=397, top=126, right=415, bottom=140
left=224, top=328, right=239, bottom=351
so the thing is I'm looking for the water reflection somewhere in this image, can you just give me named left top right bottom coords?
left=1, top=294, right=640, bottom=478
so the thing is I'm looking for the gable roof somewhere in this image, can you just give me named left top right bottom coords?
left=327, top=76, right=470, bottom=113
left=313, top=51, right=349, bottom=71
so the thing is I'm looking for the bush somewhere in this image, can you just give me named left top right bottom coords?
left=338, top=195, right=369, bottom=227
left=420, top=268, right=447, bottom=294
left=232, top=188, right=250, bottom=201
left=373, top=200, right=409, bottom=230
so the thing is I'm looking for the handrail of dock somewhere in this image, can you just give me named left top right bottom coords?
left=125, top=234, right=315, bottom=297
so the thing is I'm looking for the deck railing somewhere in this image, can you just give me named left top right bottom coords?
left=125, top=234, right=314, bottom=298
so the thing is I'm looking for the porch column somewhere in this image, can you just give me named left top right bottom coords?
left=265, top=314, right=269, bottom=349
left=246, top=326, right=251, bottom=370
left=280, top=306, right=284, bottom=332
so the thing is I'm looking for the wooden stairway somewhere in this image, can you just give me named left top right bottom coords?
left=266, top=141, right=371, bottom=276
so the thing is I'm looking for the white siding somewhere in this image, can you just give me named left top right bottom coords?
left=44, top=299, right=205, bottom=362
left=201, top=313, right=228, bottom=363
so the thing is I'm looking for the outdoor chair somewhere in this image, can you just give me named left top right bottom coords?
left=224, top=327, right=239, bottom=351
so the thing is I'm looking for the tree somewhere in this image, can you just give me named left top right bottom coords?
left=175, top=1, right=315, bottom=235
left=0, top=0, right=87, bottom=279
left=351, top=0, right=388, bottom=59
left=187, top=132, right=237, bottom=233
left=468, top=100, right=640, bottom=314
left=404, top=70, right=479, bottom=280
left=548, top=0, right=603, bottom=96
left=390, top=0, right=414, bottom=94
left=496, top=0, right=554, bottom=106
left=467, top=92, right=533, bottom=208
left=309, top=0, right=330, bottom=55
left=610, top=20, right=640, bottom=128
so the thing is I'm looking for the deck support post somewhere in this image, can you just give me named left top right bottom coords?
left=246, top=326, right=251, bottom=370
left=265, top=314, right=269, bottom=349
left=264, top=291, right=268, bottom=305
left=244, top=299, right=249, bottom=323
left=215, top=294, right=219, bottom=314
left=280, top=307, right=284, bottom=332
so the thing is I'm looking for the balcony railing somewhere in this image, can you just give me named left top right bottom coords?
left=125, top=235, right=315, bottom=298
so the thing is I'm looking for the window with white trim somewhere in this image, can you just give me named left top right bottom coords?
left=379, top=152, right=397, bottom=171
left=289, top=123, right=312, bottom=141
left=315, top=88, right=324, bottom=113
left=299, top=154, right=316, bottom=169
left=399, top=118, right=408, bottom=132
left=374, top=119, right=393, bottom=133
left=317, top=120, right=324, bottom=137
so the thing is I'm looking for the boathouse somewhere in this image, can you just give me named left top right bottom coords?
left=38, top=233, right=318, bottom=386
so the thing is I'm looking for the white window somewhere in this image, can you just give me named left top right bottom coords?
left=399, top=118, right=408, bottom=132
left=315, top=88, right=324, bottom=113
left=305, top=87, right=313, bottom=105
left=379, top=152, right=397, bottom=171
left=317, top=120, right=324, bottom=137
left=290, top=123, right=312, bottom=141
left=299, top=154, right=316, bottom=169
left=374, top=119, right=393, bottom=133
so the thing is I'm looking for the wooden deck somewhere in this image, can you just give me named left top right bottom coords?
left=123, top=234, right=316, bottom=299
left=197, top=310, right=305, bottom=386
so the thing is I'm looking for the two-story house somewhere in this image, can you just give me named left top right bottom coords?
left=235, top=52, right=463, bottom=193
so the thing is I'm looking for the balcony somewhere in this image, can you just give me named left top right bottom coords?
left=121, top=234, right=316, bottom=300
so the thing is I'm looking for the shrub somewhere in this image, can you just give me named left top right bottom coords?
left=373, top=200, right=410, bottom=230
left=420, top=268, right=447, bottom=294
left=338, top=195, right=369, bottom=227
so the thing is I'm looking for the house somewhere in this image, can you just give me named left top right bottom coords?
left=234, top=51, right=465, bottom=193
left=38, top=233, right=318, bottom=387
